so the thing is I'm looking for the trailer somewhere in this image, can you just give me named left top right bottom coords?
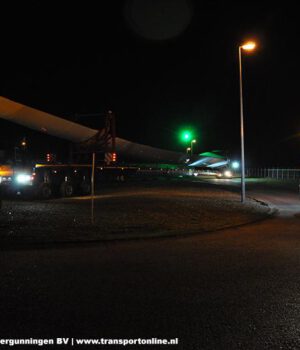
left=0, top=163, right=137, bottom=199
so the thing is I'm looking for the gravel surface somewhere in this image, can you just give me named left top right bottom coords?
left=0, top=180, right=271, bottom=244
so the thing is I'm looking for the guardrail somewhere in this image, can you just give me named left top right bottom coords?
left=246, top=168, right=300, bottom=180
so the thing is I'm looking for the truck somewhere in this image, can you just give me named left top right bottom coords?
left=0, top=96, right=212, bottom=202
left=0, top=163, right=137, bottom=199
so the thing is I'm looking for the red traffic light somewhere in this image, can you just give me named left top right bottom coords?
left=46, top=153, right=56, bottom=162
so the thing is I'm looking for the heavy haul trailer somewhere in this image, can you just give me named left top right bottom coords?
left=0, top=164, right=137, bottom=199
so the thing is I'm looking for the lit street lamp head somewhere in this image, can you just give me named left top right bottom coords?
left=241, top=41, right=256, bottom=51
left=21, top=137, right=27, bottom=148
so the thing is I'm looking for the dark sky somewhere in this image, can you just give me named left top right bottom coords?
left=1, top=0, right=299, bottom=166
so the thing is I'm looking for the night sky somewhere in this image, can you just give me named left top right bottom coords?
left=0, top=1, right=299, bottom=166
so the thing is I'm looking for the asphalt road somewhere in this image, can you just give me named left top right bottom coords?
left=1, top=179, right=300, bottom=349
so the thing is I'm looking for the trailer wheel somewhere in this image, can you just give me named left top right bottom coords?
left=60, top=182, right=74, bottom=197
left=80, top=181, right=91, bottom=195
left=116, top=175, right=125, bottom=182
left=39, top=184, right=52, bottom=199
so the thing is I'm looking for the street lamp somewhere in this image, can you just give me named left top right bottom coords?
left=190, top=139, right=196, bottom=155
left=238, top=40, right=256, bottom=202
left=21, top=137, right=27, bottom=149
left=186, top=147, right=191, bottom=154
left=231, top=161, right=240, bottom=170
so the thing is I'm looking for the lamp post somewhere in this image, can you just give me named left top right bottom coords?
left=186, top=147, right=191, bottom=155
left=238, top=41, right=256, bottom=203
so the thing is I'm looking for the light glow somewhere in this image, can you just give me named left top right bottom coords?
left=231, top=161, right=240, bottom=169
left=224, top=170, right=233, bottom=178
left=180, top=130, right=193, bottom=142
left=241, top=41, right=256, bottom=51
left=16, top=174, right=32, bottom=183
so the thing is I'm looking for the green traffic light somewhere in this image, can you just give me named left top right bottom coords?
left=180, top=130, right=192, bottom=142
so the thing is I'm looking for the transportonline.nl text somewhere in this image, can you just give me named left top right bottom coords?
left=0, top=338, right=179, bottom=346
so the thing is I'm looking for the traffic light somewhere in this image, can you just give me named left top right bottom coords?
left=46, top=153, right=56, bottom=163
left=180, top=130, right=193, bottom=143
left=112, top=152, right=117, bottom=162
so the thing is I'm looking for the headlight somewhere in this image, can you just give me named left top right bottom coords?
left=16, top=174, right=32, bottom=183
left=224, top=170, right=232, bottom=178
